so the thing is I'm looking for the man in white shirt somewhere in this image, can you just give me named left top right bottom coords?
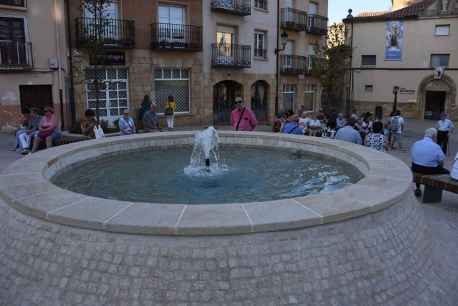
left=389, top=110, right=405, bottom=150
left=436, top=112, right=454, bottom=154
left=411, top=128, right=449, bottom=197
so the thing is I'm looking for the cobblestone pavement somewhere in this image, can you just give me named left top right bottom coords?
left=0, top=120, right=457, bottom=305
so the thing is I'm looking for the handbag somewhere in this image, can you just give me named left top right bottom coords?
left=164, top=107, right=174, bottom=116
left=94, top=125, right=105, bottom=139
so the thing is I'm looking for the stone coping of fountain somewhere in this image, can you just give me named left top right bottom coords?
left=0, top=131, right=412, bottom=236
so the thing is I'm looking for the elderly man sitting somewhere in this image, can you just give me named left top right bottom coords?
left=411, top=128, right=449, bottom=197
left=281, top=114, right=305, bottom=135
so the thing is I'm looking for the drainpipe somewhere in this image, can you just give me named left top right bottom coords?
left=275, top=0, right=280, bottom=116
left=65, top=0, right=76, bottom=128
left=54, top=0, right=65, bottom=130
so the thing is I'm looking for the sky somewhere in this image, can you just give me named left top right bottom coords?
left=328, top=0, right=392, bottom=24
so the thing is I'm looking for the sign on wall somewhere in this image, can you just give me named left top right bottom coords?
left=385, top=21, right=404, bottom=61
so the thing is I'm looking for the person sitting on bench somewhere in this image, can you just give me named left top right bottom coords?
left=411, top=128, right=449, bottom=197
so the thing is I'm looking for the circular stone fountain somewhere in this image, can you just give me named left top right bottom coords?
left=0, top=131, right=452, bottom=305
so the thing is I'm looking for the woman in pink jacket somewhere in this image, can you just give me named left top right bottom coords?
left=231, top=97, right=257, bottom=131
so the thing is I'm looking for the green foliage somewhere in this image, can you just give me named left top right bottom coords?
left=313, top=22, right=351, bottom=112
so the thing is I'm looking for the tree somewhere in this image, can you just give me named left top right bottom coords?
left=312, top=22, right=351, bottom=113
left=79, top=0, right=113, bottom=125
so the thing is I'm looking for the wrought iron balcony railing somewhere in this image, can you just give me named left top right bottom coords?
left=281, top=8, right=307, bottom=31
left=0, top=0, right=25, bottom=7
left=76, top=18, right=135, bottom=49
left=211, top=0, right=251, bottom=16
left=151, top=23, right=202, bottom=51
left=280, top=55, right=309, bottom=75
left=306, top=15, right=328, bottom=35
left=0, top=41, right=33, bottom=70
left=211, top=43, right=251, bottom=68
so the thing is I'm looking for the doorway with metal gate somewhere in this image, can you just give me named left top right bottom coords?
left=250, top=80, right=269, bottom=122
left=213, top=80, right=243, bottom=125
left=424, top=91, right=446, bottom=120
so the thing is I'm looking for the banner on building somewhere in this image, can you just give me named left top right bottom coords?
left=385, top=21, right=404, bottom=61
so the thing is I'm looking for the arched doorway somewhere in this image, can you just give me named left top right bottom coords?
left=251, top=80, right=269, bottom=122
left=418, top=75, right=457, bottom=120
left=213, top=80, right=243, bottom=125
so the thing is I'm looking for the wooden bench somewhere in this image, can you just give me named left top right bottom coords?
left=413, top=173, right=458, bottom=203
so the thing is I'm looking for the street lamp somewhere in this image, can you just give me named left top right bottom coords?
left=392, top=85, right=400, bottom=114
left=345, top=8, right=354, bottom=115
left=275, top=30, right=288, bottom=115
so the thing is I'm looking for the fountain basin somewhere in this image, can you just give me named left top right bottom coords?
left=0, top=131, right=411, bottom=236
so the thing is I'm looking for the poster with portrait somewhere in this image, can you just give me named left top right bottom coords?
left=385, top=21, right=404, bottom=61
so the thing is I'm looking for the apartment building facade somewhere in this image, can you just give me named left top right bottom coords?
left=0, top=0, right=69, bottom=131
left=347, top=0, right=458, bottom=120
left=64, top=0, right=328, bottom=128
left=68, top=0, right=204, bottom=127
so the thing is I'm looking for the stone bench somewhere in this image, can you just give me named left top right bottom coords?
left=413, top=173, right=458, bottom=203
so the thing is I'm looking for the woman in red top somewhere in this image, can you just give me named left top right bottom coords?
left=31, top=106, right=61, bottom=153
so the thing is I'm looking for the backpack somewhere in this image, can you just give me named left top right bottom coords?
left=390, top=116, right=400, bottom=132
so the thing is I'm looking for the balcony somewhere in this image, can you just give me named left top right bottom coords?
left=211, top=0, right=251, bottom=16
left=281, top=8, right=307, bottom=31
left=0, top=41, right=33, bottom=71
left=151, top=23, right=202, bottom=51
left=76, top=18, right=135, bottom=49
left=211, top=43, right=251, bottom=68
left=306, top=15, right=328, bottom=35
left=280, top=55, right=308, bottom=75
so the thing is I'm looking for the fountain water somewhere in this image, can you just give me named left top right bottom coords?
left=184, top=127, right=227, bottom=176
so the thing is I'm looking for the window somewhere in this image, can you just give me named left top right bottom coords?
left=281, top=84, right=297, bottom=112
left=0, top=0, right=25, bottom=7
left=308, top=2, right=319, bottom=15
left=0, top=17, right=26, bottom=41
left=84, top=0, right=119, bottom=18
left=304, top=84, right=317, bottom=111
left=0, top=17, right=29, bottom=66
left=435, top=25, right=450, bottom=36
left=431, top=54, right=450, bottom=68
left=364, top=85, right=374, bottom=92
left=254, top=31, right=267, bottom=58
left=361, top=55, right=376, bottom=66
left=158, top=5, right=186, bottom=43
left=154, top=68, right=190, bottom=113
left=85, top=68, right=129, bottom=122
left=158, top=5, right=185, bottom=24
left=254, top=0, right=268, bottom=10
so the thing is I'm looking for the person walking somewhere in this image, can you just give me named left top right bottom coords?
left=165, top=95, right=176, bottom=130
left=436, top=112, right=454, bottom=154
left=389, top=110, right=404, bottom=150
left=119, top=109, right=136, bottom=135
left=231, top=97, right=257, bottom=131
